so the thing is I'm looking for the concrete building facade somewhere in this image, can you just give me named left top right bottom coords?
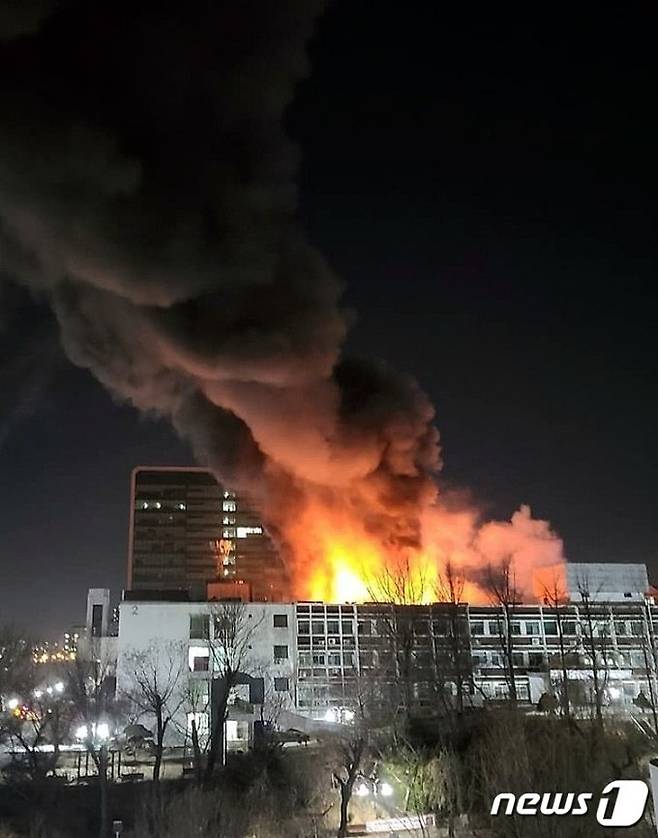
left=127, top=466, right=289, bottom=601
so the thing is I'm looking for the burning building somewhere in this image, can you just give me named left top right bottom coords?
left=0, top=2, right=566, bottom=602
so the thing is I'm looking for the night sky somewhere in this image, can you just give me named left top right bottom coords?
left=1, top=3, right=657, bottom=635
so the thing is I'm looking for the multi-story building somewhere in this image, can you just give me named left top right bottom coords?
left=85, top=563, right=658, bottom=749
left=127, top=466, right=289, bottom=601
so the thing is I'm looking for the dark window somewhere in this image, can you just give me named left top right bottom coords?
left=358, top=620, right=372, bottom=635
left=528, top=653, right=544, bottom=668
left=91, top=604, right=103, bottom=637
left=273, top=614, right=288, bottom=628
left=312, top=620, right=324, bottom=634
left=327, top=620, right=339, bottom=634
left=274, top=645, right=289, bottom=661
left=193, top=654, right=209, bottom=672
left=274, top=677, right=289, bottom=692
left=543, top=621, right=558, bottom=636
left=470, top=621, right=484, bottom=635
left=190, top=615, right=209, bottom=639
left=562, top=621, right=577, bottom=635
left=298, top=620, right=310, bottom=635
left=341, top=620, right=353, bottom=635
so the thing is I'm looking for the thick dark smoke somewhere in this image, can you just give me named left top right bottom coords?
left=0, top=1, right=441, bottom=586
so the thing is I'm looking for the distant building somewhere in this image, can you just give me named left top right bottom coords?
left=127, top=466, right=289, bottom=602
left=566, top=562, right=649, bottom=602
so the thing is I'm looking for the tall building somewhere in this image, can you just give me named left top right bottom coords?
left=127, top=466, right=289, bottom=601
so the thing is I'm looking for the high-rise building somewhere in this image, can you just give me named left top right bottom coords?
left=127, top=466, right=289, bottom=601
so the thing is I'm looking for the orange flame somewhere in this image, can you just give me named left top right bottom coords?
left=284, top=494, right=565, bottom=606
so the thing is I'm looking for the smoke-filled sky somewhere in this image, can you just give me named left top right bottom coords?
left=1, top=3, right=657, bottom=635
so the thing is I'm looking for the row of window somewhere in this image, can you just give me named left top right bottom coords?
left=189, top=644, right=289, bottom=671
left=298, top=619, right=353, bottom=636
left=190, top=614, right=288, bottom=638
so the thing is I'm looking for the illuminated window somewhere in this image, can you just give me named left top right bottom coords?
left=236, top=526, right=263, bottom=538
left=222, top=501, right=236, bottom=512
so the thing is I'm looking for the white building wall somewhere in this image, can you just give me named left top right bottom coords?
left=116, top=601, right=296, bottom=745
left=567, top=562, right=649, bottom=602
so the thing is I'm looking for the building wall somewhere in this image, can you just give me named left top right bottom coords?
left=116, top=600, right=296, bottom=745
left=128, top=466, right=289, bottom=601
left=566, top=562, right=649, bottom=602
left=109, top=586, right=658, bottom=745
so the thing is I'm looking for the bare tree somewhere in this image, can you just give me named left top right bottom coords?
left=3, top=686, right=70, bottom=783
left=483, top=558, right=520, bottom=708
left=576, top=578, right=610, bottom=727
left=122, top=642, right=187, bottom=786
left=180, top=679, right=211, bottom=785
left=204, top=602, right=262, bottom=781
left=540, top=570, right=572, bottom=720
left=434, top=561, right=471, bottom=716
left=334, top=733, right=366, bottom=838
left=66, top=645, right=121, bottom=838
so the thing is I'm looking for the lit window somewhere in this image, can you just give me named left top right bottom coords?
left=222, top=501, right=236, bottom=512
left=154, top=502, right=162, bottom=509
left=236, top=526, right=263, bottom=538
left=178, top=503, right=186, bottom=511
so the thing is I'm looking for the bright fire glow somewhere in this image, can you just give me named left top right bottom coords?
left=286, top=496, right=565, bottom=606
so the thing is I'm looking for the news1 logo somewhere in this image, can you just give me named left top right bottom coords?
left=491, top=780, right=649, bottom=827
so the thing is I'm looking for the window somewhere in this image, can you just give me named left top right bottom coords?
left=524, top=621, right=540, bottom=636
left=312, top=653, right=325, bottom=666
left=562, top=621, right=577, bottom=635
left=543, top=621, right=558, bottom=636
left=237, top=526, right=263, bottom=538
left=274, top=677, right=289, bottom=692
left=528, top=653, right=544, bottom=668
left=615, top=621, right=627, bottom=636
left=274, top=645, right=288, bottom=661
left=192, top=653, right=209, bottom=672
left=298, top=620, right=310, bottom=635
left=630, top=622, right=643, bottom=637
left=328, top=653, right=341, bottom=666
left=312, top=620, right=324, bottom=634
left=273, top=614, right=288, bottom=628
left=341, top=620, right=353, bottom=635
left=222, top=500, right=236, bottom=512
left=91, top=604, right=103, bottom=637
left=358, top=620, right=372, bottom=636
left=190, top=615, right=209, bottom=639
left=433, top=619, right=448, bottom=635
left=510, top=623, right=522, bottom=636
left=470, top=621, right=484, bottom=635
left=327, top=620, right=339, bottom=634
